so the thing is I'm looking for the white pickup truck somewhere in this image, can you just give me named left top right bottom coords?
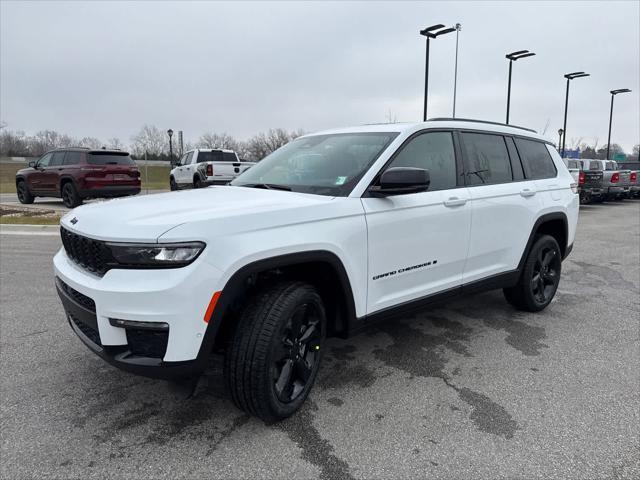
left=170, top=149, right=255, bottom=190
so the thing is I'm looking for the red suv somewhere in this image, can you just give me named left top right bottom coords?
left=16, top=148, right=141, bottom=208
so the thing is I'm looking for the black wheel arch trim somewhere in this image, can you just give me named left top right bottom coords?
left=517, top=212, right=569, bottom=270
left=58, top=175, right=78, bottom=195
left=191, top=250, right=357, bottom=376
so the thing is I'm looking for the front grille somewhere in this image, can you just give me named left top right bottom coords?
left=60, top=227, right=112, bottom=276
left=57, top=278, right=96, bottom=312
left=69, top=312, right=101, bottom=346
left=126, top=329, right=169, bottom=359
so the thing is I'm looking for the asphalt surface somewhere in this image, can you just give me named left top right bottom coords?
left=1, top=201, right=639, bottom=479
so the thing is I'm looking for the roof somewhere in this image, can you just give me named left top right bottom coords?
left=306, top=119, right=551, bottom=143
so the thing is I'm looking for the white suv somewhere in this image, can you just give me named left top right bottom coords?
left=54, top=119, right=579, bottom=422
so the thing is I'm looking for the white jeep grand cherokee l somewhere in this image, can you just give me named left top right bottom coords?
left=54, top=119, right=579, bottom=422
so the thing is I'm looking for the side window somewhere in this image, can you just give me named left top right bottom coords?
left=386, top=131, right=457, bottom=192
left=63, top=151, right=82, bottom=166
left=515, top=138, right=557, bottom=179
left=37, top=153, right=53, bottom=168
left=223, top=152, right=237, bottom=163
left=185, top=152, right=194, bottom=164
left=178, top=153, right=188, bottom=166
left=505, top=137, right=525, bottom=180
left=461, top=132, right=512, bottom=185
left=50, top=151, right=66, bottom=166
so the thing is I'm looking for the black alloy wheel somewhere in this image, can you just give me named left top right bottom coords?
left=17, top=181, right=34, bottom=204
left=272, top=302, right=322, bottom=403
left=530, top=244, right=561, bottom=305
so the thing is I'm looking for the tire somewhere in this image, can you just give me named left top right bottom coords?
left=61, top=182, right=82, bottom=208
left=503, top=234, right=562, bottom=312
left=224, top=281, right=326, bottom=423
left=193, top=177, right=203, bottom=189
left=170, top=176, right=178, bottom=191
left=16, top=181, right=34, bottom=204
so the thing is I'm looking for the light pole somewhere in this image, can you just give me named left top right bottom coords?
left=452, top=23, right=462, bottom=118
left=167, top=129, right=174, bottom=166
left=561, top=72, right=590, bottom=157
left=420, top=24, right=456, bottom=121
left=505, top=50, right=535, bottom=124
left=558, top=129, right=564, bottom=151
left=606, top=88, right=632, bottom=160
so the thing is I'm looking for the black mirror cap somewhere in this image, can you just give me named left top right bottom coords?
left=28, top=161, right=36, bottom=168
left=369, top=167, right=430, bottom=196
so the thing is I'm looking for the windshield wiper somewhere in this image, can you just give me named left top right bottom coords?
left=239, top=183, right=292, bottom=191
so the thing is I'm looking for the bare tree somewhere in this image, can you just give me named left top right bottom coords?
left=130, top=125, right=166, bottom=159
left=78, top=137, right=103, bottom=149
left=197, top=132, right=239, bottom=151
left=244, top=128, right=300, bottom=161
left=107, top=137, right=124, bottom=150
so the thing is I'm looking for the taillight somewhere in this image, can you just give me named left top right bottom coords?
left=631, top=172, right=637, bottom=182
left=611, top=172, right=619, bottom=183
left=206, top=164, right=213, bottom=176
left=578, top=171, right=585, bottom=186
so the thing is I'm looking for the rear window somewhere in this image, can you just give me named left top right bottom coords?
left=589, top=161, right=602, bottom=170
left=197, top=151, right=223, bottom=163
left=567, top=160, right=580, bottom=169
left=515, top=138, right=557, bottom=179
left=461, top=132, right=512, bottom=185
left=222, top=152, right=237, bottom=162
left=605, top=161, right=616, bottom=171
left=87, top=153, right=134, bottom=165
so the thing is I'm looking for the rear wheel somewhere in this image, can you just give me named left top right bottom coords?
left=16, top=181, right=34, bottom=204
left=61, top=182, right=82, bottom=208
left=193, top=177, right=203, bottom=189
left=503, top=235, right=562, bottom=312
left=224, top=281, right=326, bottom=423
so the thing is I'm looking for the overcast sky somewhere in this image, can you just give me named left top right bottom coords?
left=1, top=1, right=639, bottom=151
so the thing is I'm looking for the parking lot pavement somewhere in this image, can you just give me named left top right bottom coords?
left=1, top=202, right=639, bottom=479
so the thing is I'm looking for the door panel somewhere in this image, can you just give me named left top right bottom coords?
left=43, top=151, right=66, bottom=191
left=28, top=153, right=53, bottom=193
left=460, top=132, right=540, bottom=282
left=363, top=190, right=471, bottom=313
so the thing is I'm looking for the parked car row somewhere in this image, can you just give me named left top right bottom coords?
left=564, top=159, right=639, bottom=204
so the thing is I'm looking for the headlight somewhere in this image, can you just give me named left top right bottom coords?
left=106, top=241, right=205, bottom=268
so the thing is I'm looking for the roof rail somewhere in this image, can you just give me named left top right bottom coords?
left=428, top=117, right=537, bottom=133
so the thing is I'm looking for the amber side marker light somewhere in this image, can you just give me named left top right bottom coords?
left=204, top=291, right=222, bottom=323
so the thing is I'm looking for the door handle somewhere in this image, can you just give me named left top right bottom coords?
left=444, top=197, right=467, bottom=207
left=520, top=189, right=536, bottom=197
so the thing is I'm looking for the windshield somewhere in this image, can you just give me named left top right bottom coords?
left=230, top=132, right=398, bottom=196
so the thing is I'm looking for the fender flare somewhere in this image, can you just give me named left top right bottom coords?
left=58, top=175, right=77, bottom=195
left=192, top=250, right=358, bottom=369
left=517, top=211, right=569, bottom=271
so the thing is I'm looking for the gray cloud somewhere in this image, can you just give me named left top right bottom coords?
left=1, top=1, right=638, bottom=151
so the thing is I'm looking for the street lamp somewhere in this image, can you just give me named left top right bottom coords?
left=167, top=128, right=174, bottom=166
left=558, top=129, right=564, bottom=150
left=505, top=50, right=535, bottom=124
left=420, top=24, right=456, bottom=121
left=606, top=88, right=632, bottom=160
left=452, top=23, right=462, bottom=118
left=561, top=71, right=590, bottom=157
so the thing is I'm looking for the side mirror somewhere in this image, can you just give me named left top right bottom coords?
left=369, top=167, right=430, bottom=196
left=28, top=161, right=36, bottom=168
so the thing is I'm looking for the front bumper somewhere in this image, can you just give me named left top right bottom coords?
left=54, top=247, right=224, bottom=379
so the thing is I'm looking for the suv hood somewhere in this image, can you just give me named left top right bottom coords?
left=60, top=186, right=335, bottom=242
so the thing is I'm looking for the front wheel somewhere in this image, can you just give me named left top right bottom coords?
left=169, top=176, right=178, bottom=191
left=224, top=281, right=326, bottom=423
left=504, top=235, right=562, bottom=312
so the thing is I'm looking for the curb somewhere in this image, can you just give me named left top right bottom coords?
left=0, top=224, right=59, bottom=236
